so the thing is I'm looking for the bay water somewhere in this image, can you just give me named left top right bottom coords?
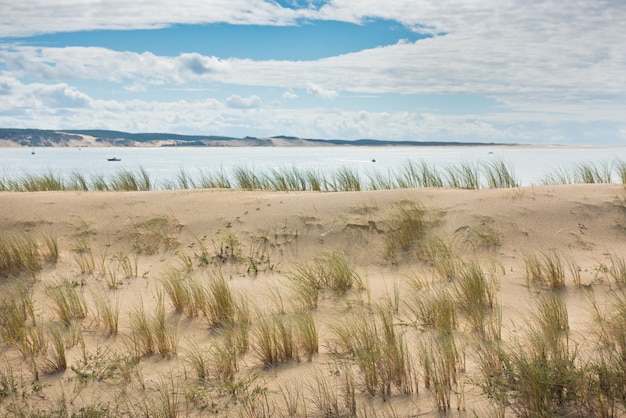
left=2, top=146, right=626, bottom=188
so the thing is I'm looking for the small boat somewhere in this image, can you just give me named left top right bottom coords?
left=371, top=158, right=376, bottom=163
left=107, top=157, right=121, bottom=162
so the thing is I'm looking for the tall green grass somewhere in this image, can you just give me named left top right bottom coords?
left=0, top=233, right=57, bottom=278
left=286, top=251, right=362, bottom=308
left=542, top=161, right=615, bottom=185
left=329, top=305, right=416, bottom=398
left=5, top=158, right=626, bottom=192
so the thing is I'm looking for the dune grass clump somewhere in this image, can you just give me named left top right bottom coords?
left=308, top=367, right=358, bottom=417
left=329, top=305, right=416, bottom=398
left=18, top=170, right=65, bottom=192
left=445, top=162, right=481, bottom=190
left=598, top=252, right=626, bottom=285
left=195, top=168, right=232, bottom=189
left=542, top=162, right=614, bottom=185
left=251, top=312, right=298, bottom=366
left=453, top=261, right=499, bottom=334
left=591, top=290, right=626, bottom=361
left=250, top=303, right=318, bottom=366
left=286, top=251, right=362, bottom=308
left=203, top=273, right=249, bottom=331
left=483, top=159, right=519, bottom=188
left=474, top=291, right=581, bottom=418
left=0, top=233, right=54, bottom=278
left=385, top=201, right=431, bottom=262
left=94, top=292, right=120, bottom=334
left=0, top=285, right=37, bottom=345
left=233, top=167, right=266, bottom=190
left=329, top=167, right=362, bottom=192
left=507, top=300, right=579, bottom=417
left=109, top=167, right=153, bottom=191
left=395, top=160, right=445, bottom=188
left=47, top=277, right=89, bottom=326
left=418, top=332, right=464, bottom=412
left=160, top=269, right=206, bottom=317
left=129, top=295, right=179, bottom=358
left=588, top=290, right=626, bottom=416
left=406, top=286, right=458, bottom=334
left=523, top=249, right=566, bottom=289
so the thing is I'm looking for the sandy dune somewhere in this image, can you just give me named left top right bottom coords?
left=1, top=184, right=625, bottom=416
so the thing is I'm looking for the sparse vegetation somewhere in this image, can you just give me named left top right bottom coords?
left=5, top=158, right=626, bottom=416
left=523, top=249, right=567, bottom=289
left=0, top=233, right=56, bottom=278
left=286, top=251, right=362, bottom=308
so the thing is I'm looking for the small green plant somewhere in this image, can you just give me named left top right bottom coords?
left=599, top=252, right=626, bottom=285
left=385, top=201, right=431, bottom=261
left=187, top=342, right=209, bottom=381
left=212, top=230, right=242, bottom=263
left=129, top=296, right=179, bottom=358
left=94, top=292, right=120, bottom=334
left=523, top=249, right=566, bottom=289
left=454, top=261, right=499, bottom=334
left=152, top=292, right=178, bottom=357
left=407, top=287, right=458, bottom=334
left=292, top=308, right=318, bottom=361
left=286, top=251, right=362, bottom=308
left=418, top=332, right=464, bottom=412
left=48, top=277, right=89, bottom=326
left=0, top=233, right=43, bottom=278
left=0, top=284, right=36, bottom=344
left=251, top=311, right=297, bottom=366
left=46, top=325, right=67, bottom=372
left=210, top=338, right=239, bottom=383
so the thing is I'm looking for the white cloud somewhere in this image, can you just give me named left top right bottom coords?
left=0, top=1, right=303, bottom=38
left=1, top=0, right=626, bottom=143
left=178, top=53, right=230, bottom=75
left=0, top=76, right=585, bottom=142
left=306, top=82, right=338, bottom=99
left=0, top=47, right=230, bottom=85
left=282, top=91, right=298, bottom=99
left=226, top=94, right=262, bottom=109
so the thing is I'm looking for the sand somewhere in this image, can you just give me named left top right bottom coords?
left=1, top=184, right=625, bottom=416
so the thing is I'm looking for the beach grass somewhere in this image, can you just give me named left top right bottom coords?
left=4, top=158, right=626, bottom=193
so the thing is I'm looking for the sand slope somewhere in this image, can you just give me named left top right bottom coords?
left=1, top=184, right=625, bottom=416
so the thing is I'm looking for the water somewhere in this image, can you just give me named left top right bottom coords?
left=2, top=146, right=626, bottom=187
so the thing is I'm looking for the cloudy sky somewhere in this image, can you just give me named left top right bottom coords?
left=0, top=1, right=624, bottom=144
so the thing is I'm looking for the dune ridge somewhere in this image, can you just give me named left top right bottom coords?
left=1, top=184, right=625, bottom=416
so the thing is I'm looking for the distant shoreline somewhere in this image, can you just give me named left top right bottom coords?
left=2, top=128, right=622, bottom=148
left=0, top=128, right=515, bottom=148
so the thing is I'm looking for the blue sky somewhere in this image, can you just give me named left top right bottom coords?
left=0, top=0, right=625, bottom=144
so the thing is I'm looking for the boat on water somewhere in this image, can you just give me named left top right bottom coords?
left=107, top=157, right=121, bottom=162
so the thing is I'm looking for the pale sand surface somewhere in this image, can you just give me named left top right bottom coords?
left=1, top=184, right=625, bottom=416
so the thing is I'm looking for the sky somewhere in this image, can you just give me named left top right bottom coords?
left=0, top=1, right=625, bottom=145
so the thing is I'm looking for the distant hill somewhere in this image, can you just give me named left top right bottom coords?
left=0, top=128, right=510, bottom=147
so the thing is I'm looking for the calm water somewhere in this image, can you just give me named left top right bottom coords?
left=2, top=146, right=626, bottom=187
